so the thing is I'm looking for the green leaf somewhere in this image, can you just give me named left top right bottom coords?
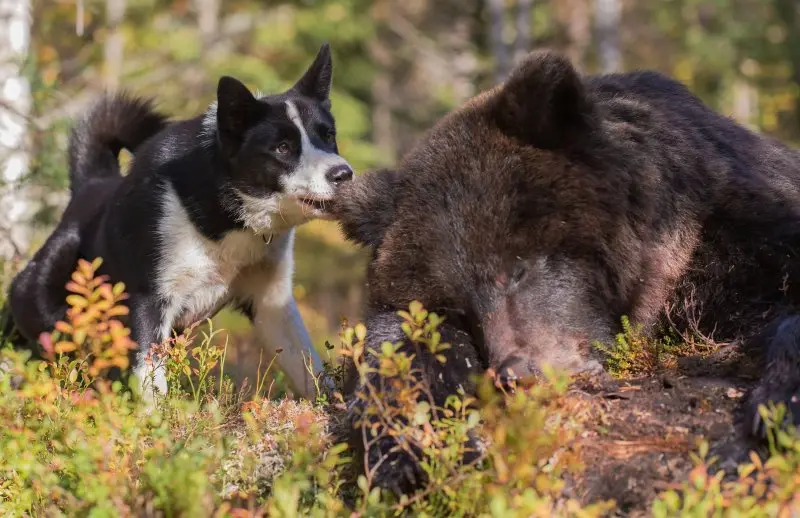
left=355, top=323, right=367, bottom=342
left=413, top=401, right=431, bottom=425
left=65, top=294, right=88, bottom=309
left=467, top=410, right=481, bottom=429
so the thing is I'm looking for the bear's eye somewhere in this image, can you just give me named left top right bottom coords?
left=510, top=264, right=528, bottom=288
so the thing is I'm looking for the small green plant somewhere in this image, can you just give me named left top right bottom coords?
left=263, top=411, right=350, bottom=517
left=0, top=262, right=619, bottom=517
left=40, top=256, right=137, bottom=386
left=151, top=319, right=228, bottom=403
left=593, top=315, right=678, bottom=378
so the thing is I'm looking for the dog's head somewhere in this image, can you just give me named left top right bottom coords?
left=207, top=43, right=354, bottom=232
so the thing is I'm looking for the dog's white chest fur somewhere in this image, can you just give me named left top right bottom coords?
left=156, top=185, right=268, bottom=333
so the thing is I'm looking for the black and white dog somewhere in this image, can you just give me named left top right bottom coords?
left=8, top=44, right=353, bottom=401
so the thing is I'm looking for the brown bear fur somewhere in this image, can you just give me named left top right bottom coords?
left=334, top=50, right=800, bottom=494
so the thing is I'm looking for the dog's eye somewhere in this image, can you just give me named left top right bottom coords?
left=324, top=129, right=336, bottom=144
left=275, top=141, right=290, bottom=155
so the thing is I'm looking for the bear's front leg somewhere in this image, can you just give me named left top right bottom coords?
left=743, top=315, right=800, bottom=438
left=344, top=310, right=484, bottom=496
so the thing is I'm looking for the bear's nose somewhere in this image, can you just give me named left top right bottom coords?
left=326, top=164, right=354, bottom=185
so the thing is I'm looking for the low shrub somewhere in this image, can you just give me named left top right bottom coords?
left=0, top=258, right=796, bottom=517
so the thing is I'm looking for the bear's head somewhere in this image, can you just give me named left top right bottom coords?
left=334, top=51, right=665, bottom=381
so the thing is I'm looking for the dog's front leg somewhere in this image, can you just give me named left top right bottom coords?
left=129, top=294, right=169, bottom=404
left=250, top=294, right=325, bottom=400
left=233, top=231, right=327, bottom=400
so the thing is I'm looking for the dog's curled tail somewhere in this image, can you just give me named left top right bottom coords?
left=68, top=92, right=169, bottom=192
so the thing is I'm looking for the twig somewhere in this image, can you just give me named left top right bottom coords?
left=0, top=99, right=42, bottom=130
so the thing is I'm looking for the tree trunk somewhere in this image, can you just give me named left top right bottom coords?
left=194, top=0, right=219, bottom=51
left=513, top=0, right=532, bottom=64
left=732, top=78, right=757, bottom=129
left=595, top=0, right=621, bottom=73
left=486, top=0, right=509, bottom=84
left=774, top=0, right=800, bottom=139
left=103, top=0, right=126, bottom=90
left=0, top=0, right=32, bottom=259
left=369, top=0, right=396, bottom=161
left=555, top=0, right=590, bottom=72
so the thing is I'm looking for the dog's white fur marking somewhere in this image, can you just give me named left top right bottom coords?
left=156, top=186, right=265, bottom=328
left=282, top=101, right=351, bottom=202
left=233, top=190, right=281, bottom=232
left=232, top=188, right=331, bottom=233
left=133, top=360, right=167, bottom=403
left=199, top=101, right=218, bottom=148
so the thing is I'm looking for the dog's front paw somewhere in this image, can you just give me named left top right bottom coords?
left=133, top=361, right=168, bottom=412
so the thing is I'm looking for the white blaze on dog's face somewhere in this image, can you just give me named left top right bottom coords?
left=276, top=100, right=354, bottom=223
left=212, top=43, right=355, bottom=233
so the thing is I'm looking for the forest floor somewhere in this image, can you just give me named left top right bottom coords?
left=566, top=366, right=755, bottom=515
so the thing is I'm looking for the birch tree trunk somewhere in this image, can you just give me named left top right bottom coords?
left=595, top=0, right=621, bottom=74
left=194, top=0, right=219, bottom=51
left=103, top=0, right=126, bottom=90
left=0, top=0, right=32, bottom=259
left=732, top=78, right=757, bottom=129
left=369, top=0, right=396, bottom=161
left=513, top=0, right=532, bottom=64
left=555, top=0, right=590, bottom=72
left=774, top=0, right=800, bottom=139
left=486, top=0, right=510, bottom=84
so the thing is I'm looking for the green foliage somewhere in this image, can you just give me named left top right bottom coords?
left=592, top=315, right=678, bottom=379
left=0, top=261, right=797, bottom=516
left=652, top=403, right=800, bottom=517
left=0, top=258, right=619, bottom=517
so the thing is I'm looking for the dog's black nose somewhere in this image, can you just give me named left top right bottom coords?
left=326, top=164, right=354, bottom=184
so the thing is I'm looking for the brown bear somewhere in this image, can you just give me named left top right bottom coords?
left=333, top=50, right=800, bottom=494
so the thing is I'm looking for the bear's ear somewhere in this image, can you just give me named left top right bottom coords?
left=333, top=168, right=401, bottom=248
left=490, top=50, right=595, bottom=149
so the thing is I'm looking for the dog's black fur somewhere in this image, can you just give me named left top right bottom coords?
left=7, top=44, right=353, bottom=399
left=6, top=94, right=169, bottom=351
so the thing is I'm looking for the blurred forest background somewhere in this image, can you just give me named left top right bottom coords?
left=2, top=0, right=800, bottom=389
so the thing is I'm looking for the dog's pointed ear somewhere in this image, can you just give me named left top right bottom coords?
left=334, top=168, right=401, bottom=248
left=216, top=76, right=265, bottom=154
left=490, top=51, right=595, bottom=149
left=291, top=43, right=333, bottom=103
